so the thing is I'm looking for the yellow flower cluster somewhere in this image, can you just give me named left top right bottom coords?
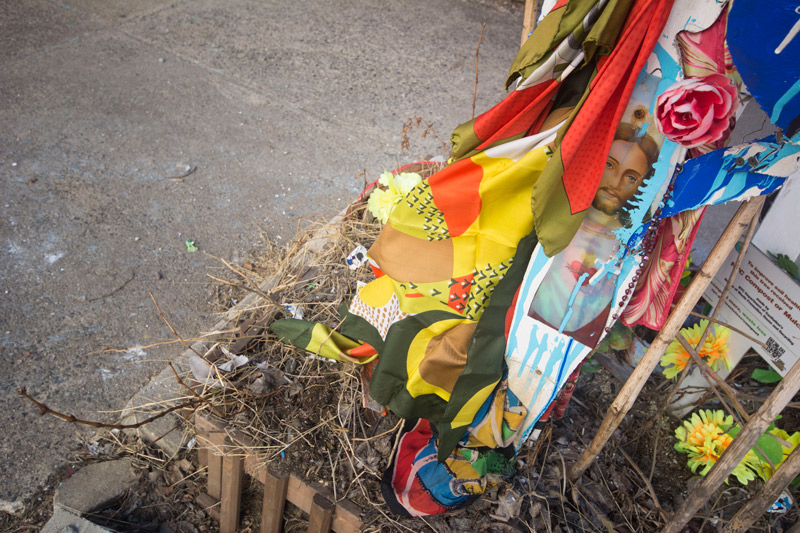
left=660, top=319, right=731, bottom=379
left=367, top=171, right=423, bottom=224
left=674, top=410, right=761, bottom=484
left=675, top=409, right=800, bottom=484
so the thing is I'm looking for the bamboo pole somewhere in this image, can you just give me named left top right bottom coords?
left=664, top=355, right=800, bottom=532
left=568, top=196, right=765, bottom=481
left=721, top=445, right=800, bottom=532
left=521, top=0, right=540, bottom=48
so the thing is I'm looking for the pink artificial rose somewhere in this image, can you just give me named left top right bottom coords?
left=655, top=74, right=738, bottom=148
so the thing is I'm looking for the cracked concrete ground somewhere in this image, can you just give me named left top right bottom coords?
left=0, top=0, right=526, bottom=511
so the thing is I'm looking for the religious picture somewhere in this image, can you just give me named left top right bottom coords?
left=528, top=122, right=659, bottom=347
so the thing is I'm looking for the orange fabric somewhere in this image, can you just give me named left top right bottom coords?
left=369, top=223, right=454, bottom=282
left=428, top=158, right=484, bottom=238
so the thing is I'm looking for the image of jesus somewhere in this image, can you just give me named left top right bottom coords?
left=528, top=123, right=659, bottom=347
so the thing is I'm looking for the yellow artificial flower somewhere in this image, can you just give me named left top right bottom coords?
left=758, top=428, right=800, bottom=480
left=674, top=409, right=762, bottom=484
left=367, top=171, right=422, bottom=223
left=660, top=319, right=731, bottom=379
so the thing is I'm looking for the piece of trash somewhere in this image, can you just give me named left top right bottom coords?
left=308, top=354, right=337, bottom=364
left=283, top=304, right=305, bottom=319
left=346, top=245, right=368, bottom=270
left=186, top=437, right=197, bottom=450
left=217, top=347, right=248, bottom=372
left=188, top=349, right=248, bottom=388
left=188, top=354, right=214, bottom=382
left=769, top=490, right=793, bottom=513
left=280, top=451, right=285, bottom=458
left=249, top=376, right=268, bottom=394
left=185, top=239, right=198, bottom=252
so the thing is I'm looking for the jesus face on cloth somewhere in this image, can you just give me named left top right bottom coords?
left=592, top=138, right=651, bottom=219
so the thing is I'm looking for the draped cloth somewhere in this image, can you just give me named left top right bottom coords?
left=272, top=0, right=674, bottom=515
left=623, top=4, right=736, bottom=329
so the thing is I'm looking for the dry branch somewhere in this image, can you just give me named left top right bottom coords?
left=17, top=386, right=200, bottom=429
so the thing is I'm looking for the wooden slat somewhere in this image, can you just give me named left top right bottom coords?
left=220, top=451, right=244, bottom=533
left=196, top=413, right=362, bottom=532
left=207, top=432, right=225, bottom=500
left=196, top=492, right=221, bottom=521
left=307, top=493, right=334, bottom=533
left=261, top=466, right=289, bottom=533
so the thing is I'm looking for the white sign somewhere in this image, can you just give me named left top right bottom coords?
left=704, top=245, right=800, bottom=375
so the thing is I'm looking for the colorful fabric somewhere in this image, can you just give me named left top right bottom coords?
left=270, top=319, right=378, bottom=364
left=622, top=208, right=705, bottom=329
left=623, top=5, right=731, bottom=329
left=531, top=0, right=674, bottom=256
left=381, top=418, right=515, bottom=517
left=450, top=0, right=619, bottom=162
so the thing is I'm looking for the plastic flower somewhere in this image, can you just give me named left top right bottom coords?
left=660, top=319, right=731, bottom=379
left=367, top=171, right=423, bottom=223
left=655, top=73, right=738, bottom=148
left=675, top=409, right=762, bottom=484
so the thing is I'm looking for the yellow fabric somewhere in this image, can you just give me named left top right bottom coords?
left=465, top=381, right=527, bottom=449
left=450, top=381, right=500, bottom=427
left=406, top=318, right=474, bottom=400
left=307, top=323, right=378, bottom=364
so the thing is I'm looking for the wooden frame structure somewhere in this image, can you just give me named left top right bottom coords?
left=194, top=412, right=362, bottom=533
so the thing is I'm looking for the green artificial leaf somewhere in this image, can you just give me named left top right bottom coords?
left=775, top=253, right=799, bottom=279
left=751, top=368, right=782, bottom=384
left=594, top=336, right=611, bottom=354
left=581, top=358, right=602, bottom=374
left=753, top=433, right=785, bottom=466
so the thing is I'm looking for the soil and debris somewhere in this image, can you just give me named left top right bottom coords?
left=5, top=175, right=800, bottom=532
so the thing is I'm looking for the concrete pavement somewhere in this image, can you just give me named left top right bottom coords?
left=0, top=0, right=525, bottom=512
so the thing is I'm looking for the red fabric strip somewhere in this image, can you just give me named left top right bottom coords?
left=560, top=0, right=674, bottom=214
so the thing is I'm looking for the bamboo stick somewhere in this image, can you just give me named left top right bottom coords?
left=664, top=356, right=800, bottom=532
left=656, top=201, right=761, bottom=413
left=521, top=0, right=540, bottom=47
left=568, top=196, right=765, bottom=481
left=721, top=445, right=800, bottom=532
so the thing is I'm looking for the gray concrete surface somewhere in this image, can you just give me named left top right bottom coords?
left=41, top=507, right=113, bottom=533
left=0, top=0, right=525, bottom=512
left=53, top=457, right=136, bottom=514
